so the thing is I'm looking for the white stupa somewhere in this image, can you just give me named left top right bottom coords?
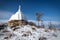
left=9, top=5, right=25, bottom=21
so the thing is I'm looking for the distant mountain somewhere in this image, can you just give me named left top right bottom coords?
left=28, top=20, right=60, bottom=28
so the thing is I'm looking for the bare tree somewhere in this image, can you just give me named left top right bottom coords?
left=48, top=21, right=56, bottom=30
left=36, top=12, right=43, bottom=26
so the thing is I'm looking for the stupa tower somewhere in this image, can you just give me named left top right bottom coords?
left=8, top=5, right=27, bottom=27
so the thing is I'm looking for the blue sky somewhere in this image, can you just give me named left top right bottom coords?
left=0, top=0, right=60, bottom=21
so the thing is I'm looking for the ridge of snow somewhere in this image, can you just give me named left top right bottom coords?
left=0, top=25, right=60, bottom=40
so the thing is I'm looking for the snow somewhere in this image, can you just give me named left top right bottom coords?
left=0, top=25, right=60, bottom=40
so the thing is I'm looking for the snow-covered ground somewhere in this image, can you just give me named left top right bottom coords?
left=0, top=25, right=60, bottom=40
